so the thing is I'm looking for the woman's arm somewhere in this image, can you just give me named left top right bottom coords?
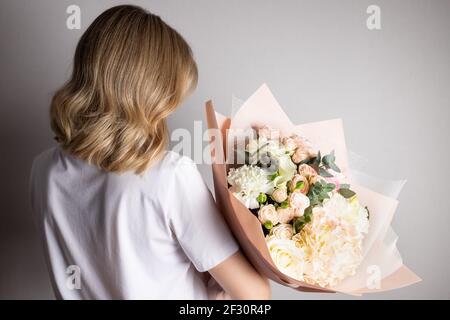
left=208, top=251, right=271, bottom=300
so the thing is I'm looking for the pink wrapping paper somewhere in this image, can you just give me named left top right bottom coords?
left=205, top=84, right=421, bottom=294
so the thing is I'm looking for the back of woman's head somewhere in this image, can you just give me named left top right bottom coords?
left=51, top=5, right=198, bottom=174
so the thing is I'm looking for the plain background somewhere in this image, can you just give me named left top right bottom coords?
left=0, top=0, right=449, bottom=299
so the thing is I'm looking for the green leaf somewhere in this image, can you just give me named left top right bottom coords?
left=304, top=213, right=312, bottom=223
left=340, top=184, right=351, bottom=189
left=322, top=150, right=341, bottom=173
left=309, top=195, right=320, bottom=207
left=322, top=188, right=333, bottom=195
left=293, top=218, right=305, bottom=233
left=318, top=192, right=330, bottom=201
left=322, top=155, right=331, bottom=167
left=304, top=206, right=312, bottom=216
left=304, top=207, right=313, bottom=223
left=338, top=188, right=356, bottom=198
left=324, top=183, right=336, bottom=191
left=328, top=161, right=341, bottom=173
left=319, top=167, right=333, bottom=177
left=315, top=151, right=322, bottom=166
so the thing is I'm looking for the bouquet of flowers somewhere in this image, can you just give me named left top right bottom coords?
left=205, top=84, right=420, bottom=294
left=227, top=129, right=370, bottom=288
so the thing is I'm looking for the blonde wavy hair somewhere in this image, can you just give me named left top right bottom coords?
left=51, top=5, right=197, bottom=174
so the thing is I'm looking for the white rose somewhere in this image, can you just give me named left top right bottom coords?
left=277, top=207, right=295, bottom=224
left=271, top=223, right=294, bottom=240
left=266, top=236, right=304, bottom=280
left=258, top=204, right=279, bottom=226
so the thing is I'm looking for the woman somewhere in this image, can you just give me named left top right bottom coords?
left=29, top=5, right=270, bottom=300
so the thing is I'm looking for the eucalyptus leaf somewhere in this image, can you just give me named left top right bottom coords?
left=315, top=151, right=322, bottom=165
left=319, top=167, right=333, bottom=177
left=326, top=183, right=336, bottom=190
left=338, top=188, right=356, bottom=198
left=329, top=161, right=341, bottom=173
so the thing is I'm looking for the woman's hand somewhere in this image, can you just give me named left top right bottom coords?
left=208, top=251, right=271, bottom=300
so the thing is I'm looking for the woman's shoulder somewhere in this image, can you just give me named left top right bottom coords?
left=159, top=150, right=196, bottom=170
left=139, top=151, right=201, bottom=202
left=31, top=147, right=60, bottom=176
left=32, top=146, right=58, bottom=162
left=147, top=150, right=198, bottom=182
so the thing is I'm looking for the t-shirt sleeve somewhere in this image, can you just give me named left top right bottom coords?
left=166, top=156, right=239, bottom=272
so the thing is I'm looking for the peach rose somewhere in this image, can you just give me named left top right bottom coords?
left=282, top=136, right=298, bottom=153
left=288, top=174, right=309, bottom=194
left=277, top=207, right=295, bottom=224
left=258, top=204, right=279, bottom=226
left=291, top=149, right=310, bottom=164
left=298, top=164, right=317, bottom=178
left=271, top=187, right=288, bottom=203
left=271, top=223, right=294, bottom=240
left=288, top=191, right=310, bottom=217
left=293, top=134, right=313, bottom=149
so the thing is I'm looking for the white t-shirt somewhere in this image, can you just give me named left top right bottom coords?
left=30, top=147, right=239, bottom=299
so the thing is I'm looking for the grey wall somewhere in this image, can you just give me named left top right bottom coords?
left=0, top=0, right=449, bottom=299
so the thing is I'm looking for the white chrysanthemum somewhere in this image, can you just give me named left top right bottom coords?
left=267, top=192, right=369, bottom=288
left=227, top=165, right=273, bottom=209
